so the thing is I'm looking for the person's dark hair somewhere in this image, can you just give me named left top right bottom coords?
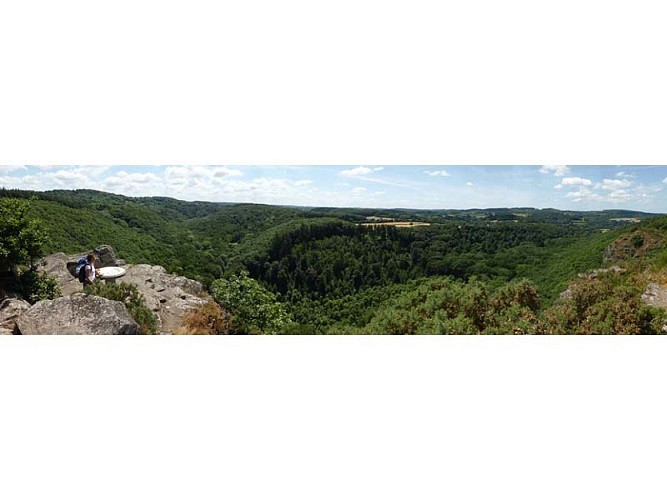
left=87, top=253, right=95, bottom=263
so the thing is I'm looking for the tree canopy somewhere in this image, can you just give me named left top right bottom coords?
left=210, top=271, right=291, bottom=334
left=0, top=197, right=49, bottom=272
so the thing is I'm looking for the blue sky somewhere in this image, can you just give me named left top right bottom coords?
left=1, top=165, right=666, bottom=212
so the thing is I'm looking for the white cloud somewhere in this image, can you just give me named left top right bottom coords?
left=294, top=179, right=314, bottom=186
left=0, top=165, right=247, bottom=200
left=341, top=166, right=373, bottom=177
left=13, top=167, right=99, bottom=190
left=564, top=187, right=599, bottom=202
left=30, top=165, right=113, bottom=176
left=352, top=187, right=367, bottom=194
left=632, top=183, right=664, bottom=200
left=103, top=171, right=161, bottom=187
left=164, top=166, right=189, bottom=179
left=559, top=174, right=662, bottom=205
left=163, top=166, right=244, bottom=196
left=466, top=182, right=474, bottom=187
left=373, top=167, right=384, bottom=172
left=165, top=165, right=242, bottom=180
left=663, top=177, right=667, bottom=184
left=424, top=170, right=450, bottom=177
left=539, top=165, right=570, bottom=176
left=565, top=186, right=603, bottom=202
left=218, top=178, right=291, bottom=196
left=53, top=169, right=90, bottom=182
left=0, top=176, right=19, bottom=185
left=606, top=190, right=632, bottom=201
left=598, top=178, right=633, bottom=190
left=166, top=176, right=326, bottom=205
left=616, top=171, right=636, bottom=178
left=211, top=166, right=243, bottom=178
left=560, top=177, right=592, bottom=187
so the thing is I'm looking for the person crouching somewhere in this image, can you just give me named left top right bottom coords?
left=82, top=253, right=99, bottom=289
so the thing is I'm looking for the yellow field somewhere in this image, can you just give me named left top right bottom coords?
left=360, top=221, right=431, bottom=228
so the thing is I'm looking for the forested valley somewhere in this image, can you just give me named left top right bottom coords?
left=2, top=188, right=666, bottom=334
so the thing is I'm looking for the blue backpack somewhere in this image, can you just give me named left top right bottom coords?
left=76, top=256, right=88, bottom=283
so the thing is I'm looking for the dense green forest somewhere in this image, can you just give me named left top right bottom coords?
left=1, top=188, right=665, bottom=333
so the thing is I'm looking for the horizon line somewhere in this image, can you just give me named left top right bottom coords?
left=1, top=186, right=665, bottom=215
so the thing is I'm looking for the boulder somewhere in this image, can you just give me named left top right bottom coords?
left=96, top=245, right=124, bottom=267
left=16, top=294, right=140, bottom=335
left=642, top=282, right=667, bottom=310
left=42, top=252, right=71, bottom=276
left=0, top=298, right=31, bottom=334
left=42, top=253, right=80, bottom=296
left=118, top=264, right=208, bottom=333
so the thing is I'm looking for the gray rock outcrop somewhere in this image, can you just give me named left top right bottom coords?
left=42, top=252, right=80, bottom=296
left=643, top=283, right=667, bottom=308
left=641, top=283, right=667, bottom=333
left=0, top=298, right=31, bottom=334
left=40, top=251, right=218, bottom=334
left=96, top=245, right=125, bottom=267
left=16, top=294, right=140, bottom=335
left=118, top=264, right=208, bottom=333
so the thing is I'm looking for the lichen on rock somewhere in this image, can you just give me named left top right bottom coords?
left=16, top=294, right=140, bottom=335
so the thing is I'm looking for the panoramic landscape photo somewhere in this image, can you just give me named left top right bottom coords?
left=1, top=165, right=666, bottom=335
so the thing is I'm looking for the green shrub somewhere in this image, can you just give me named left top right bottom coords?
left=490, top=279, right=541, bottom=313
left=210, top=271, right=292, bottom=334
left=18, top=269, right=61, bottom=304
left=424, top=312, right=478, bottom=335
left=0, top=197, right=54, bottom=303
left=85, top=281, right=157, bottom=334
left=0, top=197, right=50, bottom=272
left=362, top=277, right=543, bottom=335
